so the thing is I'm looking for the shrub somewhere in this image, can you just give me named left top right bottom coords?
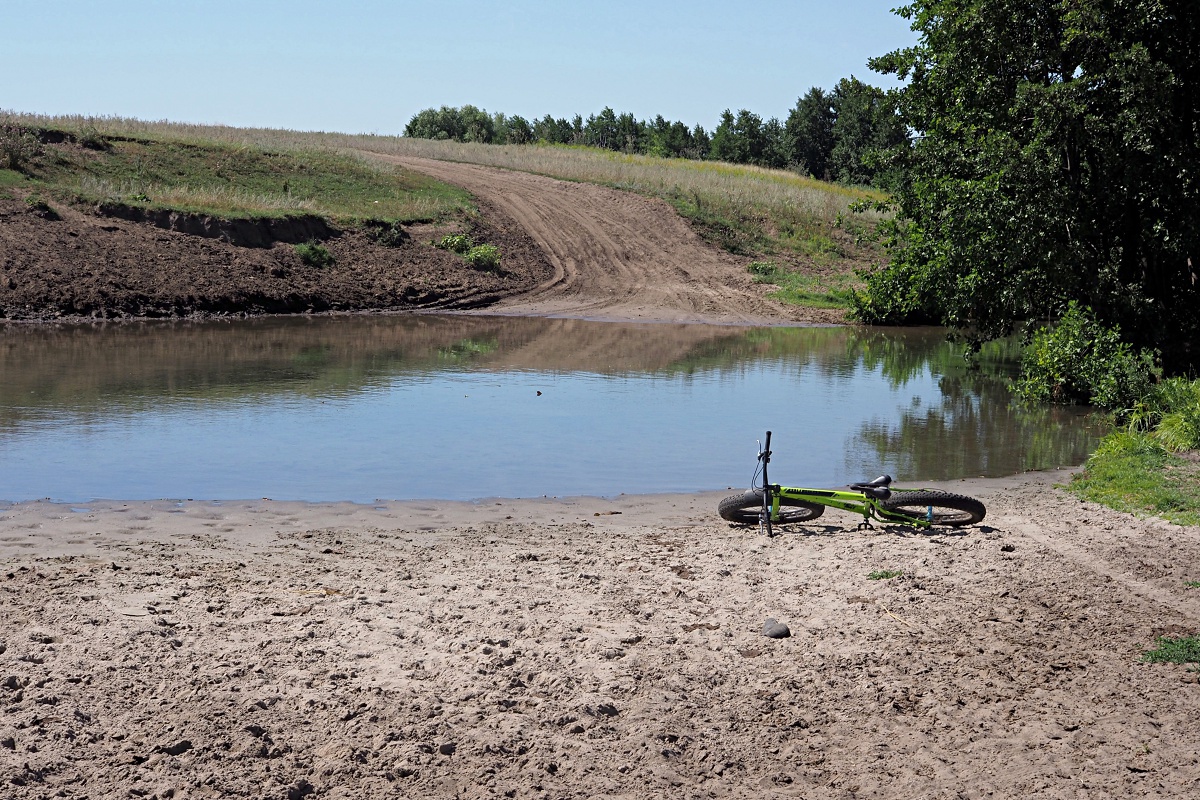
left=436, top=233, right=474, bottom=254
left=747, top=260, right=777, bottom=281
left=1015, top=302, right=1159, bottom=409
left=294, top=241, right=335, bottom=268
left=0, top=124, right=43, bottom=172
left=368, top=221, right=408, bottom=247
left=77, top=124, right=108, bottom=151
left=464, top=243, right=501, bottom=270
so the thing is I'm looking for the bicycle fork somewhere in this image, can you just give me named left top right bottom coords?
left=759, top=431, right=774, bottom=537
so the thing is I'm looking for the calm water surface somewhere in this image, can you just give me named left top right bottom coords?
left=0, top=314, right=1102, bottom=502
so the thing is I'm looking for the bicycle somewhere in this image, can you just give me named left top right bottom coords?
left=718, top=431, right=986, bottom=536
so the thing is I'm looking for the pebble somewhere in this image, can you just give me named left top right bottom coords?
left=762, top=618, right=791, bottom=639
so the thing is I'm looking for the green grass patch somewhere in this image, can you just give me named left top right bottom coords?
left=867, top=569, right=904, bottom=581
left=1184, top=581, right=1200, bottom=589
left=747, top=260, right=858, bottom=309
left=0, top=168, right=29, bottom=188
left=1141, top=635, right=1200, bottom=667
left=18, top=130, right=473, bottom=224
left=1069, top=432, right=1200, bottom=526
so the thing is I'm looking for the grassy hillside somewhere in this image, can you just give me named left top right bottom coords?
left=2, top=112, right=887, bottom=309
left=1, top=123, right=473, bottom=225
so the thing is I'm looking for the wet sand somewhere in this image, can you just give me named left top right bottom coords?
left=2, top=471, right=1199, bottom=798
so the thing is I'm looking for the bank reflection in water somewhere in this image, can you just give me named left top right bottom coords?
left=0, top=315, right=1103, bottom=502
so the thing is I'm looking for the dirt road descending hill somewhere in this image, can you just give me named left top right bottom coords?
left=375, top=155, right=838, bottom=325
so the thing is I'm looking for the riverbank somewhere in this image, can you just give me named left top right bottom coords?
left=3, top=471, right=1199, bottom=798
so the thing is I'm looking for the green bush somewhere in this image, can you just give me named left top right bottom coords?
left=1015, top=302, right=1158, bottom=409
left=436, top=233, right=474, bottom=254
left=464, top=244, right=501, bottom=270
left=0, top=124, right=43, bottom=172
left=1126, top=377, right=1200, bottom=452
left=747, top=260, right=776, bottom=280
left=294, top=241, right=335, bottom=268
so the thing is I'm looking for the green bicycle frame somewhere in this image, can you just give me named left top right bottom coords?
left=767, top=485, right=934, bottom=528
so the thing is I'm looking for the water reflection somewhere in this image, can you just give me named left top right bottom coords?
left=0, top=315, right=1103, bottom=501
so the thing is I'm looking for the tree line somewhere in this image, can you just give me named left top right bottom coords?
left=403, top=76, right=905, bottom=186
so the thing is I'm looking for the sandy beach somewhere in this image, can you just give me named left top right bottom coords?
left=2, top=470, right=1199, bottom=799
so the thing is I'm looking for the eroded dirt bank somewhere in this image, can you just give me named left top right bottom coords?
left=0, top=196, right=553, bottom=321
left=2, top=472, right=1199, bottom=798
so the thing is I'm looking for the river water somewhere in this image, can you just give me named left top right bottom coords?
left=0, top=314, right=1102, bottom=502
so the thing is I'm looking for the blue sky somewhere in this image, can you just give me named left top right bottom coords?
left=5, top=1, right=918, bottom=134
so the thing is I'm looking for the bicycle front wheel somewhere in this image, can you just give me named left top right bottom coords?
left=718, top=489, right=825, bottom=524
left=880, top=490, right=986, bottom=527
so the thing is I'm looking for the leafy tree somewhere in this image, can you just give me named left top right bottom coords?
left=786, top=88, right=835, bottom=179
left=762, top=117, right=791, bottom=169
left=615, top=112, right=643, bottom=152
left=502, top=114, right=534, bottom=145
left=584, top=107, right=619, bottom=150
left=708, top=110, right=737, bottom=162
left=404, top=106, right=463, bottom=140
left=533, top=115, right=573, bottom=144
left=404, top=105, right=494, bottom=143
left=689, top=124, right=711, bottom=159
left=830, top=77, right=906, bottom=186
left=861, top=0, right=1200, bottom=372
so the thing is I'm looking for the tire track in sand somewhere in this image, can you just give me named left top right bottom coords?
left=366, top=154, right=841, bottom=324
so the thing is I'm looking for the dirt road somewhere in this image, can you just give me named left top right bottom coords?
left=370, top=155, right=841, bottom=325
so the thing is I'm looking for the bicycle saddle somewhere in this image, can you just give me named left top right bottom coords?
left=850, top=475, right=892, bottom=499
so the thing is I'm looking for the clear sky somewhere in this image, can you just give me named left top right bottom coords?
left=4, top=1, right=918, bottom=135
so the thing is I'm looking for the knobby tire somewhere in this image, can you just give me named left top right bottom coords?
left=880, top=490, right=986, bottom=527
left=718, top=489, right=825, bottom=525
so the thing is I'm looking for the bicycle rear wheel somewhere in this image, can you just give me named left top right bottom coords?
left=880, top=490, right=986, bottom=527
left=718, top=489, right=825, bottom=524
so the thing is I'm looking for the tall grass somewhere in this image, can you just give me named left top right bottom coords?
left=77, top=175, right=317, bottom=215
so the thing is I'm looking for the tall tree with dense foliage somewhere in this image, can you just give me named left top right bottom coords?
left=829, top=77, right=907, bottom=186
left=858, top=0, right=1200, bottom=371
left=785, top=87, right=835, bottom=179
